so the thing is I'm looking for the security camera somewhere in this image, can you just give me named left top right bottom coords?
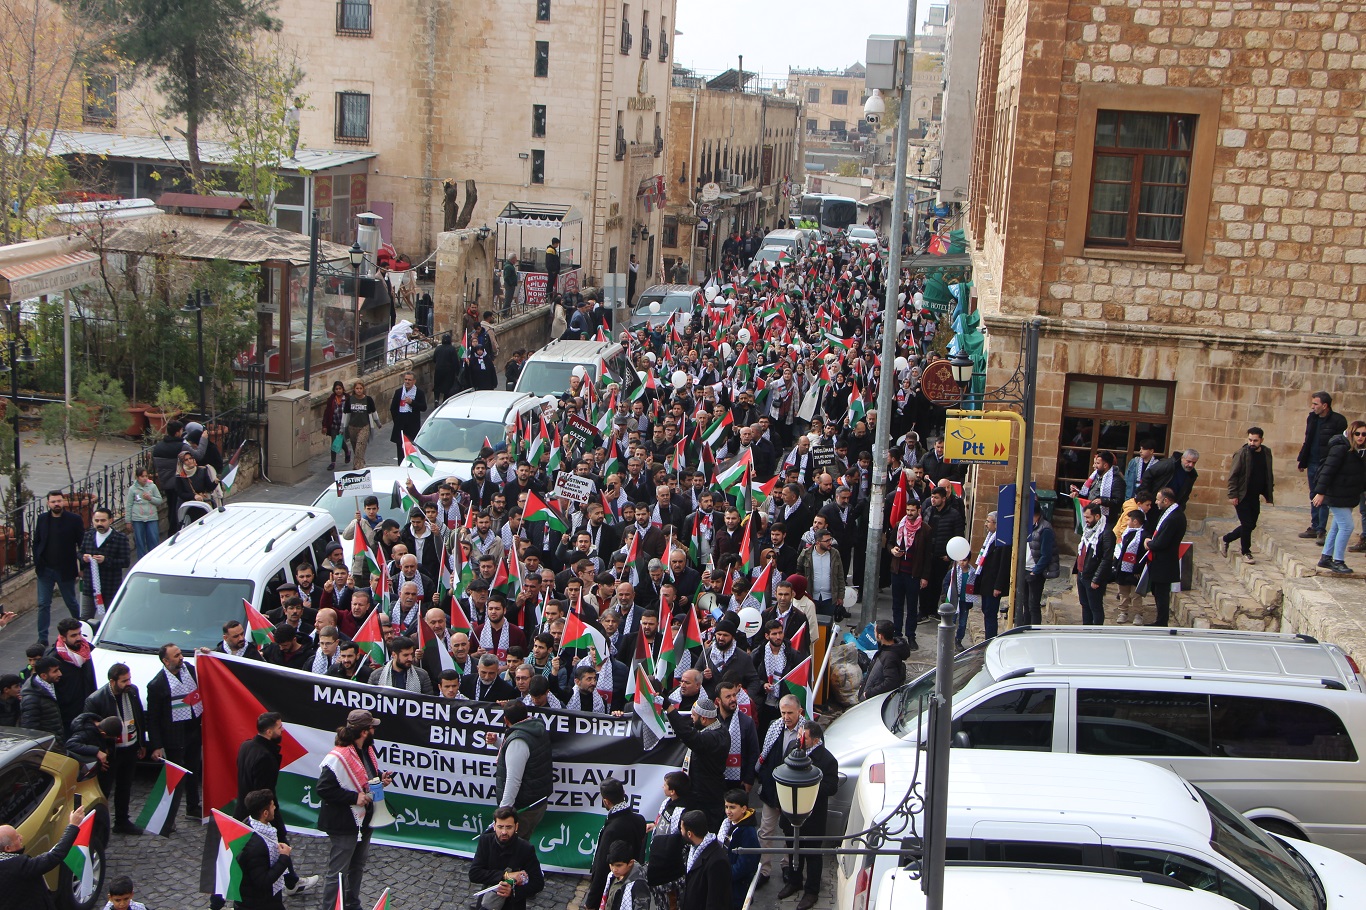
left=864, top=88, right=886, bottom=125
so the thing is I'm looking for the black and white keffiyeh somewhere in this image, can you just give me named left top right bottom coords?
left=685, top=834, right=718, bottom=872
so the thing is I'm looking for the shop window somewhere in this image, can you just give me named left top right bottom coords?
left=1057, top=375, right=1174, bottom=517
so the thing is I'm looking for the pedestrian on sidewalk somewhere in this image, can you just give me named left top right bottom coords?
left=344, top=381, right=377, bottom=470
left=1312, top=420, right=1366, bottom=576
left=323, top=381, right=351, bottom=470
left=1074, top=502, right=1116, bottom=626
left=1221, top=427, right=1274, bottom=564
left=124, top=468, right=164, bottom=562
left=32, top=490, right=84, bottom=646
left=388, top=371, right=427, bottom=461
left=1298, top=391, right=1346, bottom=545
left=79, top=508, right=131, bottom=624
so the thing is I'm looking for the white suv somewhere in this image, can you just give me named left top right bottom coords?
left=410, top=390, right=551, bottom=477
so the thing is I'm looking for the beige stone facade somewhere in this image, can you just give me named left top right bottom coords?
left=786, top=67, right=870, bottom=137
left=68, top=0, right=678, bottom=281
left=661, top=86, right=802, bottom=281
left=965, top=0, right=1366, bottom=526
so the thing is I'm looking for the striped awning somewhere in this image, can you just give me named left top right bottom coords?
left=0, top=251, right=99, bottom=300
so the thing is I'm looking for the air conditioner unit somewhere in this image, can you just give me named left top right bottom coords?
left=861, top=167, right=874, bottom=177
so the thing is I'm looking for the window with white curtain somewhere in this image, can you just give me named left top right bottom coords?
left=1086, top=110, right=1194, bottom=249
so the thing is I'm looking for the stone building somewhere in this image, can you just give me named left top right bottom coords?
left=964, top=0, right=1366, bottom=527
left=50, top=0, right=679, bottom=282
left=662, top=74, right=802, bottom=281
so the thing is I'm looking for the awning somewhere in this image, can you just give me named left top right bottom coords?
left=858, top=194, right=892, bottom=206
left=0, top=251, right=99, bottom=300
left=496, top=201, right=584, bottom=227
left=48, top=130, right=376, bottom=172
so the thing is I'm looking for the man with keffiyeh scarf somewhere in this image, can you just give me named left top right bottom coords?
left=316, top=709, right=391, bottom=910
left=679, top=809, right=732, bottom=910
left=585, top=778, right=648, bottom=910
left=1072, top=451, right=1126, bottom=528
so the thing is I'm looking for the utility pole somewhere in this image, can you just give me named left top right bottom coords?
left=860, top=0, right=918, bottom=631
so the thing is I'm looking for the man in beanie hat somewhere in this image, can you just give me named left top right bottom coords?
left=667, top=696, right=730, bottom=831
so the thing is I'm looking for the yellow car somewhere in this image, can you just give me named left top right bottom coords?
left=0, top=727, right=109, bottom=910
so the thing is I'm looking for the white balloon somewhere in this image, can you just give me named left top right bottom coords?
left=571, top=365, right=588, bottom=380
left=705, top=285, right=720, bottom=302
left=646, top=352, right=657, bottom=364
left=737, top=607, right=763, bottom=637
left=824, top=353, right=837, bottom=365
left=895, top=319, right=906, bottom=334
left=894, top=356, right=909, bottom=372
left=913, top=291, right=924, bottom=303
left=946, top=536, right=972, bottom=562
left=672, top=370, right=688, bottom=390
left=719, top=342, right=733, bottom=360
left=649, top=301, right=662, bottom=314
left=898, top=292, right=907, bottom=304
left=737, top=328, right=751, bottom=344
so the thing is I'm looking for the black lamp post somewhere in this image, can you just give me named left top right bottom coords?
left=771, top=740, right=824, bottom=872
left=0, top=322, right=38, bottom=563
left=948, top=350, right=974, bottom=389
left=180, top=289, right=213, bottom=418
left=349, top=242, right=365, bottom=364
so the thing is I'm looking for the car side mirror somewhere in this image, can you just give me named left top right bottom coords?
left=952, top=731, right=972, bottom=749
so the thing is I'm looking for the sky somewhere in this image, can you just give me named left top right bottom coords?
left=674, top=0, right=911, bottom=78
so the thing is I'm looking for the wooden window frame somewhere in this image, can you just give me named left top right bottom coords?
left=1064, top=85, right=1219, bottom=265
left=1055, top=374, right=1175, bottom=512
left=1085, top=111, right=1194, bottom=251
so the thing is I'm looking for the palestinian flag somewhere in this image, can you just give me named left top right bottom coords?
left=688, top=513, right=703, bottom=566
left=1072, top=494, right=1088, bottom=531
left=888, top=471, right=909, bottom=529
left=545, top=424, right=565, bottom=474
left=372, top=889, right=391, bottom=910
left=242, top=598, right=275, bottom=648
left=401, top=433, right=436, bottom=476
left=780, top=655, right=815, bottom=717
left=374, top=541, right=392, bottom=612
left=355, top=607, right=387, bottom=665
left=749, top=474, right=780, bottom=509
left=789, top=622, right=808, bottom=652
left=62, top=809, right=99, bottom=903
left=848, top=380, right=867, bottom=425
left=668, top=438, right=686, bottom=476
left=714, top=448, right=753, bottom=493
left=208, top=809, right=254, bottom=902
left=448, top=586, right=474, bottom=636
left=623, top=525, right=642, bottom=567
left=735, top=517, right=755, bottom=576
left=526, top=417, right=550, bottom=468
left=661, top=605, right=703, bottom=684
left=437, top=542, right=454, bottom=604
left=417, top=612, right=455, bottom=673
left=734, top=346, right=752, bottom=385
left=135, top=760, right=192, bottom=836
left=219, top=441, right=247, bottom=495
left=354, top=524, right=382, bottom=580
left=701, top=411, right=733, bottom=448
left=524, top=490, right=569, bottom=533
left=390, top=480, right=416, bottom=515
left=633, top=664, right=668, bottom=748
left=739, top=560, right=776, bottom=614
left=624, top=621, right=658, bottom=697
left=824, top=333, right=853, bottom=352
left=561, top=610, right=608, bottom=656
left=492, top=549, right=523, bottom=597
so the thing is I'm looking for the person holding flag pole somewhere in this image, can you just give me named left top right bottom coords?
left=0, top=804, right=88, bottom=907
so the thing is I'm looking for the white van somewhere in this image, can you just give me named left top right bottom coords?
left=513, top=339, right=640, bottom=399
left=90, top=503, right=339, bottom=691
left=874, top=865, right=1249, bottom=910
left=825, top=626, right=1366, bottom=860
left=760, top=228, right=808, bottom=256
left=842, top=748, right=1366, bottom=910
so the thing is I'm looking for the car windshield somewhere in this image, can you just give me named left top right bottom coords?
left=97, top=573, right=254, bottom=652
left=884, top=648, right=994, bottom=738
left=755, top=248, right=784, bottom=260
left=1196, top=785, right=1322, bottom=910
left=633, top=295, right=689, bottom=317
left=516, top=361, right=586, bottom=397
left=849, top=227, right=877, bottom=239
left=413, top=417, right=509, bottom=462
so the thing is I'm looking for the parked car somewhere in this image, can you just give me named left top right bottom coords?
left=629, top=284, right=701, bottom=331
left=89, top=503, right=338, bottom=692
left=410, top=390, right=551, bottom=478
left=0, top=727, right=109, bottom=910
left=843, top=747, right=1366, bottom=910
left=824, top=626, right=1366, bottom=861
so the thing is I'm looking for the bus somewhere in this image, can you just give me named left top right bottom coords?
left=797, top=193, right=858, bottom=235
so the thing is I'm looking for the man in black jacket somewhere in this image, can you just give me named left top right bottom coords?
left=1138, top=449, right=1201, bottom=508
left=151, top=421, right=185, bottom=535
left=680, top=809, right=733, bottom=910
left=388, top=370, right=427, bottom=462
left=1075, top=502, right=1117, bottom=626
left=83, top=662, right=146, bottom=833
left=0, top=806, right=86, bottom=910
left=668, top=698, right=729, bottom=831
left=147, top=643, right=203, bottom=821
left=859, top=620, right=910, bottom=700
left=584, top=778, right=648, bottom=910
left=236, top=790, right=292, bottom=910
left=469, top=806, right=544, bottom=910
left=236, top=712, right=318, bottom=896
left=207, top=619, right=264, bottom=660
left=32, top=490, right=84, bottom=646
left=494, top=702, right=553, bottom=839
left=919, top=487, right=964, bottom=621
left=19, top=658, right=66, bottom=748
left=1145, top=488, right=1187, bottom=628
left=78, top=507, right=131, bottom=623
left=1298, top=391, right=1348, bottom=544
left=46, top=618, right=97, bottom=731
left=776, top=724, right=839, bottom=910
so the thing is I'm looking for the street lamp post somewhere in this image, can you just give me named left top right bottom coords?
left=180, top=289, right=212, bottom=418
left=771, top=740, right=824, bottom=879
left=349, top=242, right=365, bottom=365
left=1, top=314, right=38, bottom=564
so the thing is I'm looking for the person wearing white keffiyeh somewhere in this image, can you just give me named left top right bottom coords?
left=239, top=790, right=291, bottom=902
left=1073, top=451, right=1125, bottom=524
left=310, top=626, right=342, bottom=675
left=679, top=809, right=730, bottom=910
left=565, top=664, right=608, bottom=713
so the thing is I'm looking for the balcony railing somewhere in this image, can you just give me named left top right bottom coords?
left=336, top=0, right=372, bottom=36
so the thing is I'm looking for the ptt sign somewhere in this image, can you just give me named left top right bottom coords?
left=943, top=418, right=1012, bottom=465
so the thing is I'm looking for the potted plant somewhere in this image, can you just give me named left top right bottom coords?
left=145, top=382, right=191, bottom=435
left=121, top=403, right=150, bottom=438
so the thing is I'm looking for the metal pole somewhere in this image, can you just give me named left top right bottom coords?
left=9, top=333, right=22, bottom=566
left=923, top=598, right=956, bottom=909
left=195, top=293, right=207, bottom=418
left=352, top=261, right=361, bottom=367
left=1010, top=319, right=1041, bottom=627
left=860, top=0, right=918, bottom=630
left=302, top=210, right=320, bottom=393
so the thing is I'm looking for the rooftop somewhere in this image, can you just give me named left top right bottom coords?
left=49, top=130, right=376, bottom=173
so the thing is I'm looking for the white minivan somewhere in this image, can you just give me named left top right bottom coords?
left=825, top=626, right=1366, bottom=860
left=842, top=748, right=1366, bottom=910
left=874, top=865, right=1251, bottom=910
left=513, top=339, right=641, bottom=399
left=90, top=503, right=339, bottom=691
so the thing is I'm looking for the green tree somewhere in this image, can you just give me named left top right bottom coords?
left=72, top=0, right=281, bottom=190
left=219, top=35, right=306, bottom=223
left=835, top=159, right=863, bottom=178
left=39, top=371, right=128, bottom=486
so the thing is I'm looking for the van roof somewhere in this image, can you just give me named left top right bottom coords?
left=865, top=749, right=1211, bottom=845
left=878, top=866, right=1241, bottom=909
left=763, top=229, right=803, bottom=238
left=638, top=284, right=695, bottom=296
left=525, top=339, right=623, bottom=362
left=133, top=503, right=332, bottom=578
left=988, top=626, right=1356, bottom=689
left=426, top=390, right=542, bottom=422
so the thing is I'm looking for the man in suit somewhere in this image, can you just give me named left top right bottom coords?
left=203, top=619, right=264, bottom=660
left=389, top=370, right=427, bottom=461
left=392, top=554, right=437, bottom=608
left=1075, top=501, right=1117, bottom=626
left=265, top=596, right=314, bottom=641
left=235, top=789, right=294, bottom=908
left=584, top=778, right=648, bottom=910
left=32, top=490, right=84, bottom=646
left=772, top=484, right=814, bottom=542
left=667, top=548, right=701, bottom=606
left=83, top=662, right=146, bottom=834
left=679, top=809, right=732, bottom=910
left=147, top=643, right=203, bottom=822
left=461, top=653, right=518, bottom=701
left=776, top=724, right=839, bottom=910
left=1145, top=487, right=1187, bottom=628
left=767, top=523, right=801, bottom=579
left=818, top=484, right=858, bottom=566
left=318, top=566, right=355, bottom=617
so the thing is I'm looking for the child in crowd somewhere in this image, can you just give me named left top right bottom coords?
left=105, top=876, right=148, bottom=910
left=1114, top=509, right=1148, bottom=625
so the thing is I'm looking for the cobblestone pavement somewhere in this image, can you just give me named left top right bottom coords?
left=106, top=770, right=838, bottom=909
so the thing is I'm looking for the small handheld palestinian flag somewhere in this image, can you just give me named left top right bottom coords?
left=416, top=611, right=455, bottom=673
left=633, top=664, right=668, bottom=749
left=660, top=605, right=703, bottom=685
left=242, top=598, right=275, bottom=648
left=62, top=809, right=99, bottom=903
left=561, top=610, right=607, bottom=657
left=354, top=607, right=387, bottom=665
left=207, top=809, right=254, bottom=902
left=136, top=760, right=192, bottom=836
left=524, top=490, right=569, bottom=533
left=402, top=433, right=436, bottom=476
left=780, top=655, right=815, bottom=717
left=219, top=441, right=247, bottom=495
left=371, top=889, right=391, bottom=910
